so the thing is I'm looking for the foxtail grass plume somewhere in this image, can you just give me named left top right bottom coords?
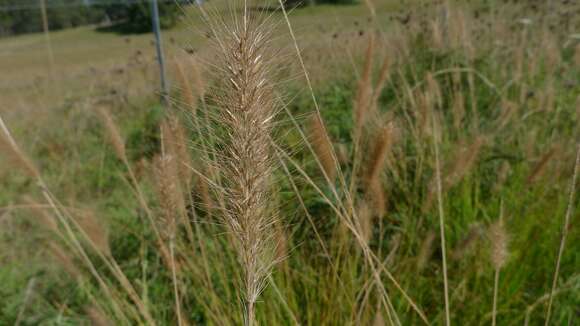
left=0, top=116, right=40, bottom=179
left=174, top=59, right=196, bottom=114
left=208, top=7, right=280, bottom=325
left=96, top=105, right=127, bottom=163
left=309, top=113, right=336, bottom=181
left=489, top=219, right=508, bottom=270
left=364, top=122, right=396, bottom=187
left=354, top=34, right=375, bottom=139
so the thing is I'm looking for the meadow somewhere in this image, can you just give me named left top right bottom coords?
left=1, top=0, right=579, bottom=325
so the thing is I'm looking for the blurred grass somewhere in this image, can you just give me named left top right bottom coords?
left=1, top=0, right=580, bottom=325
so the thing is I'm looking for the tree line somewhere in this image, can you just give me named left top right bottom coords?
left=0, top=0, right=183, bottom=36
left=0, top=0, right=357, bottom=37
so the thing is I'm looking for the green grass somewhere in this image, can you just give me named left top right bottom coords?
left=1, top=0, right=580, bottom=325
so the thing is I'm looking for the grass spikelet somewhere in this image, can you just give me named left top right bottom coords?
left=370, top=55, right=391, bottom=112
left=161, top=117, right=193, bottom=188
left=188, top=55, right=206, bottom=101
left=86, top=305, right=113, bottom=326
left=209, top=8, right=279, bottom=325
left=416, top=230, right=436, bottom=272
left=22, top=196, right=58, bottom=233
left=426, top=73, right=442, bottom=108
left=0, top=116, right=40, bottom=179
left=77, top=210, right=111, bottom=256
left=153, top=155, right=182, bottom=242
left=424, top=136, right=484, bottom=212
left=356, top=200, right=373, bottom=245
left=194, top=166, right=213, bottom=217
left=367, top=180, right=386, bottom=217
left=364, top=122, right=396, bottom=187
left=489, top=220, right=508, bottom=271
left=174, top=59, right=197, bottom=115
left=48, top=242, right=82, bottom=279
left=444, top=136, right=485, bottom=189
left=354, top=34, right=375, bottom=139
left=526, top=146, right=558, bottom=185
left=452, top=92, right=465, bottom=130
left=309, top=113, right=336, bottom=181
left=451, top=223, right=483, bottom=261
left=96, top=105, right=127, bottom=163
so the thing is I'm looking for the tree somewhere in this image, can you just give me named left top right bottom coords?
left=99, top=1, right=182, bottom=33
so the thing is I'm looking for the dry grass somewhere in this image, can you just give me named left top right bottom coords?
left=1, top=0, right=580, bottom=325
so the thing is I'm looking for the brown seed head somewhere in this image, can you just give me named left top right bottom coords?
left=489, top=220, right=509, bottom=270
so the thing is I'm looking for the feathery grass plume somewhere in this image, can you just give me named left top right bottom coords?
left=355, top=200, right=373, bottom=245
left=489, top=220, right=508, bottom=270
left=48, top=242, right=82, bottom=279
left=194, top=166, right=213, bottom=218
left=545, top=144, right=580, bottom=325
left=335, top=143, right=349, bottom=165
left=367, top=179, right=386, bottom=218
left=444, top=136, right=485, bottom=189
left=416, top=230, right=436, bottom=272
left=77, top=210, right=111, bottom=256
left=363, top=122, right=396, bottom=187
left=22, top=196, right=58, bottom=233
left=426, top=73, right=442, bottom=109
left=430, top=19, right=444, bottom=50
left=152, top=155, right=182, bottom=243
left=526, top=146, right=558, bottom=185
left=452, top=92, right=465, bottom=130
left=208, top=8, right=279, bottom=325
left=188, top=55, right=206, bottom=101
left=86, top=305, right=113, bottom=326
left=415, top=90, right=433, bottom=137
left=309, top=113, right=336, bottom=181
left=354, top=34, right=375, bottom=140
left=174, top=58, right=196, bottom=115
left=370, top=55, right=391, bottom=113
left=493, top=161, right=511, bottom=193
left=451, top=223, right=483, bottom=261
left=0, top=116, right=40, bottom=179
left=497, top=99, right=517, bottom=131
left=96, top=105, right=127, bottom=164
left=161, top=116, right=193, bottom=190
left=424, top=136, right=485, bottom=211
left=153, top=154, right=187, bottom=326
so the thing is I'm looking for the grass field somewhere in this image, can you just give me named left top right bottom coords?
left=1, top=0, right=579, bottom=325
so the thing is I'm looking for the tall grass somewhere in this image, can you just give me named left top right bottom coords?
left=1, top=0, right=580, bottom=325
